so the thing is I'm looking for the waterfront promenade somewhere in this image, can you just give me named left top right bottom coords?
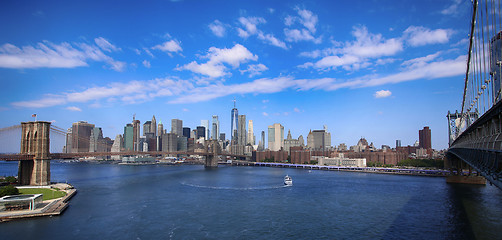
left=228, top=161, right=451, bottom=177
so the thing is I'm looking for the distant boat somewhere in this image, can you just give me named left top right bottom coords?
left=284, top=175, right=293, bottom=186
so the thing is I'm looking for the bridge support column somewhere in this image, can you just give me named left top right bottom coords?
left=445, top=153, right=486, bottom=185
left=18, top=121, right=51, bottom=186
left=204, top=140, right=221, bottom=168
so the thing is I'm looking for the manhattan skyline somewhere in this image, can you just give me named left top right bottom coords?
left=0, top=0, right=470, bottom=150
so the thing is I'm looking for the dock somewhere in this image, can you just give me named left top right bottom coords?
left=0, top=188, right=77, bottom=222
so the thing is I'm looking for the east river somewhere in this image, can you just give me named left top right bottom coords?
left=1, top=161, right=502, bottom=239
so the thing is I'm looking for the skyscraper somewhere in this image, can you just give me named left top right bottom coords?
left=196, top=126, right=206, bottom=139
left=157, top=120, right=163, bottom=136
left=419, top=126, right=432, bottom=149
left=65, top=128, right=72, bottom=153
left=238, top=115, right=246, bottom=146
left=201, top=120, right=210, bottom=140
left=247, top=120, right=255, bottom=145
left=268, top=123, right=284, bottom=151
left=151, top=115, right=157, bottom=137
left=212, top=115, right=220, bottom=140
left=132, top=116, right=141, bottom=151
left=143, top=121, right=152, bottom=136
left=123, top=123, right=134, bottom=151
left=183, top=127, right=191, bottom=139
left=171, top=119, right=183, bottom=136
left=231, top=99, right=238, bottom=143
left=260, top=131, right=265, bottom=150
left=71, top=121, right=95, bottom=153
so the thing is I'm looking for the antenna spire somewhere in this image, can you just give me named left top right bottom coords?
left=233, top=98, right=236, bottom=108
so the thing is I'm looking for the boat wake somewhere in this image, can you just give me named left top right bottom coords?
left=181, top=182, right=290, bottom=190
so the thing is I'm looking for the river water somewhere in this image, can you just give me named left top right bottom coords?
left=1, top=161, right=501, bottom=239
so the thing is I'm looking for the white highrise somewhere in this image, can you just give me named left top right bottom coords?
left=268, top=123, right=284, bottom=151
left=212, top=115, right=219, bottom=140
left=247, top=120, right=255, bottom=145
left=201, top=120, right=210, bottom=140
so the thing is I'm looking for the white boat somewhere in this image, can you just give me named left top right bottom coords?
left=284, top=175, right=293, bottom=186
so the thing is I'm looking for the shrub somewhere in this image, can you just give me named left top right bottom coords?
left=0, top=185, right=19, bottom=197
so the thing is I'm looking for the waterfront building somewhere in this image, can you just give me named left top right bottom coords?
left=171, top=119, right=183, bottom=137
left=177, top=136, right=188, bottom=151
left=111, top=135, right=123, bottom=156
left=247, top=120, right=255, bottom=145
left=143, top=121, right=152, bottom=136
left=268, top=123, right=284, bottom=151
left=65, top=128, right=72, bottom=153
left=196, top=126, right=206, bottom=140
left=307, top=128, right=331, bottom=150
left=162, top=133, right=177, bottom=152
left=201, top=120, right=210, bottom=140
left=123, top=123, right=134, bottom=151
left=151, top=115, right=156, bottom=138
left=283, top=130, right=304, bottom=154
left=212, top=115, right=219, bottom=140
left=419, top=126, right=432, bottom=149
left=396, top=139, right=401, bottom=148
left=132, top=117, right=141, bottom=152
left=71, top=121, right=95, bottom=153
left=231, top=99, right=238, bottom=143
left=157, top=121, right=163, bottom=137
left=351, top=137, right=369, bottom=152
left=258, top=130, right=265, bottom=151
left=89, top=127, right=104, bottom=152
left=338, top=143, right=347, bottom=151
left=238, top=115, right=246, bottom=146
left=183, top=127, right=191, bottom=139
left=317, top=155, right=367, bottom=168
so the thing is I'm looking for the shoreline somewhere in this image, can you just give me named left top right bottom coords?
left=0, top=183, right=77, bottom=222
left=227, top=161, right=450, bottom=178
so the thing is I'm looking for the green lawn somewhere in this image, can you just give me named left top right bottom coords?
left=18, top=188, right=66, bottom=201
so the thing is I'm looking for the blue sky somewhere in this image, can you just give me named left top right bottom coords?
left=0, top=0, right=471, bottom=150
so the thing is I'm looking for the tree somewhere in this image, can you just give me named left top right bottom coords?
left=0, top=185, right=19, bottom=197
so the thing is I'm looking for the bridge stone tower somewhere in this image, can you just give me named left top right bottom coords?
left=205, top=140, right=221, bottom=168
left=18, top=121, right=51, bottom=185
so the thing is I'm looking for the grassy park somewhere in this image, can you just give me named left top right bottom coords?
left=18, top=188, right=66, bottom=201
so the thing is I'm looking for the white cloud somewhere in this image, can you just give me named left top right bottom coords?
left=94, top=37, right=121, bottom=52
left=152, top=39, right=182, bottom=53
left=306, top=26, right=403, bottom=70
left=374, top=90, right=392, bottom=98
left=12, top=95, right=66, bottom=108
left=182, top=108, right=189, bottom=112
left=268, top=8, right=275, bottom=14
left=262, top=112, right=269, bottom=116
left=209, top=20, right=226, bottom=37
left=284, top=28, right=321, bottom=43
left=441, top=0, right=462, bottom=15
left=10, top=53, right=466, bottom=108
left=237, top=16, right=287, bottom=49
left=404, top=26, right=451, bottom=46
left=66, top=106, right=82, bottom=112
left=283, top=8, right=320, bottom=44
left=240, top=63, right=268, bottom=77
left=299, top=50, right=321, bottom=58
left=177, top=44, right=258, bottom=78
left=11, top=77, right=193, bottom=108
left=0, top=39, right=127, bottom=71
left=142, top=60, right=151, bottom=68
left=257, top=32, right=288, bottom=49
left=238, top=16, right=266, bottom=36
left=296, top=8, right=318, bottom=34
left=262, top=99, right=269, bottom=103
left=294, top=107, right=300, bottom=112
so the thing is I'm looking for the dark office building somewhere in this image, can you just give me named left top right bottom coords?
left=196, top=126, right=206, bottom=139
left=419, top=126, right=432, bottom=149
left=183, top=127, right=191, bottom=139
